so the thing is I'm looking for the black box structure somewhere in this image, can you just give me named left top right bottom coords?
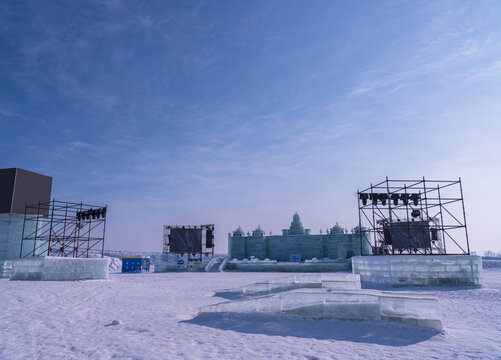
left=0, top=168, right=52, bottom=217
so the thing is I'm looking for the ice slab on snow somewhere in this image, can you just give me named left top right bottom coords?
left=200, top=288, right=442, bottom=330
left=10, top=257, right=110, bottom=281
left=215, top=274, right=361, bottom=298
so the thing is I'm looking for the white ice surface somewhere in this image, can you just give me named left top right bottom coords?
left=0, top=268, right=500, bottom=359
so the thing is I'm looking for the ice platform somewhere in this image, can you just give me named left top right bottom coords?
left=352, top=255, right=482, bottom=287
left=154, top=261, right=209, bottom=272
left=10, top=257, right=110, bottom=281
left=215, top=273, right=361, bottom=298
left=225, top=259, right=351, bottom=272
left=201, top=287, right=442, bottom=330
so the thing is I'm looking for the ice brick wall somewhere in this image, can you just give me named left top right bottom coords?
left=268, top=235, right=324, bottom=261
left=154, top=261, right=208, bottom=272
left=230, top=261, right=351, bottom=272
left=228, top=236, right=245, bottom=260
left=352, top=255, right=482, bottom=287
left=10, top=257, right=110, bottom=281
left=0, top=213, right=46, bottom=261
left=0, top=260, right=13, bottom=278
left=246, top=237, right=266, bottom=259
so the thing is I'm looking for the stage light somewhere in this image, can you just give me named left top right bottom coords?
left=101, top=208, right=107, bottom=218
left=91, top=209, right=97, bottom=219
left=378, top=193, right=388, bottom=206
left=411, top=209, right=420, bottom=218
left=76, top=212, right=82, bottom=221
left=390, top=194, right=399, bottom=206
left=359, top=193, right=369, bottom=205
left=85, top=211, right=91, bottom=220
left=370, top=193, right=378, bottom=205
left=410, top=193, right=420, bottom=206
left=400, top=193, right=410, bottom=205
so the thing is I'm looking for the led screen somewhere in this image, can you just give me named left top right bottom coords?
left=169, top=228, right=202, bottom=254
left=383, top=221, right=431, bottom=249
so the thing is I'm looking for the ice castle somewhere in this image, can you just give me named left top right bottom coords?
left=228, top=213, right=372, bottom=261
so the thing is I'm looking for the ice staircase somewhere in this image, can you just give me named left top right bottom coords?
left=200, top=274, right=443, bottom=330
left=205, top=258, right=223, bottom=272
left=215, top=273, right=361, bottom=298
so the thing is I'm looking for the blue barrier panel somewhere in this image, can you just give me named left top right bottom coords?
left=122, top=257, right=150, bottom=273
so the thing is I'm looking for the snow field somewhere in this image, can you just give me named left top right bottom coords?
left=0, top=268, right=500, bottom=359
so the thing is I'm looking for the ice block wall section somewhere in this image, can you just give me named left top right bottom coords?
left=0, top=213, right=45, bottom=262
left=10, top=257, right=110, bottom=281
left=352, top=255, right=482, bottom=287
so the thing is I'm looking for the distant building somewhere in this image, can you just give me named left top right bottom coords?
left=228, top=213, right=371, bottom=261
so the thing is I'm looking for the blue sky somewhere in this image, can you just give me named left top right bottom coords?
left=1, top=0, right=500, bottom=253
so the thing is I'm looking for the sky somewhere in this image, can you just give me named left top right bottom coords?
left=1, top=0, right=500, bottom=254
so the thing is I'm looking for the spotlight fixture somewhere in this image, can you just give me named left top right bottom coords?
left=378, top=193, right=389, bottom=206
left=390, top=193, right=399, bottom=206
left=370, top=193, right=378, bottom=205
left=400, top=193, right=410, bottom=205
left=410, top=193, right=420, bottom=206
left=359, top=193, right=369, bottom=205
left=411, top=209, right=421, bottom=218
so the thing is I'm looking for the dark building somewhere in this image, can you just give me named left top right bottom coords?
left=0, top=168, right=52, bottom=217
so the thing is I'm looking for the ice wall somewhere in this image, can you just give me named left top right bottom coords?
left=154, top=261, right=208, bottom=272
left=0, top=260, right=13, bottom=278
left=0, top=213, right=45, bottom=261
left=352, top=255, right=482, bottom=287
left=225, top=259, right=351, bottom=272
left=10, top=257, right=110, bottom=281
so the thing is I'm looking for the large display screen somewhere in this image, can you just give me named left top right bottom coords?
left=384, top=221, right=431, bottom=250
left=169, top=228, right=202, bottom=254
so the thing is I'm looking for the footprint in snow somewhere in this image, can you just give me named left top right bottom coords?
left=105, top=320, right=121, bottom=327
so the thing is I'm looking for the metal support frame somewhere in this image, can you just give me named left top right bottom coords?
left=358, top=177, right=469, bottom=255
left=163, top=224, right=215, bottom=261
left=20, top=199, right=107, bottom=258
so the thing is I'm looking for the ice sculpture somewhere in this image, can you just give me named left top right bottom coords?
left=200, top=288, right=442, bottom=330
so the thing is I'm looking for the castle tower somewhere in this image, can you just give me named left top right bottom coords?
left=288, top=212, right=305, bottom=235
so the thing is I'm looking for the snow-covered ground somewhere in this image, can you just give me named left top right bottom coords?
left=1, top=265, right=500, bottom=359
